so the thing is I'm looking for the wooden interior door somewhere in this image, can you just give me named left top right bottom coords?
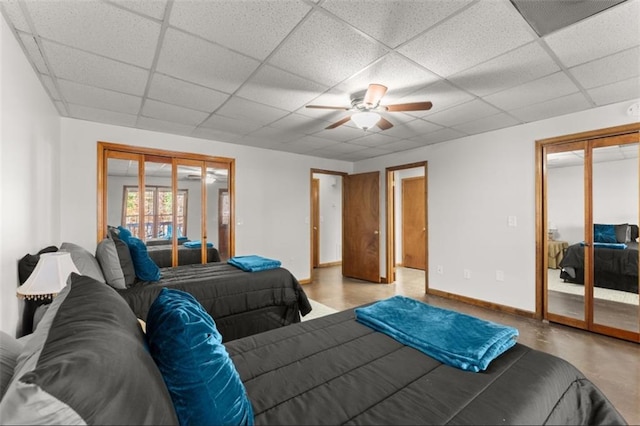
left=402, top=176, right=426, bottom=270
left=218, top=188, right=229, bottom=261
left=343, top=171, right=380, bottom=282
left=312, top=178, right=320, bottom=268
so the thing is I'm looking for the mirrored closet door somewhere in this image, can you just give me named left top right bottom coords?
left=98, top=142, right=235, bottom=268
left=539, top=124, right=639, bottom=342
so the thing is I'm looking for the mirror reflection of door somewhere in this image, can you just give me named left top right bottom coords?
left=401, top=176, right=426, bottom=270
left=208, top=162, right=230, bottom=261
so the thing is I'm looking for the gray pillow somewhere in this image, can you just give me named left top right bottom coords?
left=95, top=238, right=126, bottom=289
left=0, top=331, right=23, bottom=400
left=60, top=242, right=106, bottom=283
left=109, top=230, right=136, bottom=286
left=0, top=274, right=178, bottom=425
left=614, top=224, right=630, bottom=243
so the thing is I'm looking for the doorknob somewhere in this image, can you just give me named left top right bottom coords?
left=374, top=230, right=379, bottom=235
left=422, top=228, right=426, bottom=232
left=313, top=227, right=317, bottom=230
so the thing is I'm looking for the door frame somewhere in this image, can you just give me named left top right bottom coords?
left=535, top=122, right=640, bottom=342
left=385, top=162, right=428, bottom=287
left=309, top=169, right=347, bottom=282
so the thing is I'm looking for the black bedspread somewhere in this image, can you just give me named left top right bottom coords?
left=227, top=309, right=626, bottom=425
left=560, top=242, right=638, bottom=293
left=146, top=244, right=221, bottom=268
left=118, top=262, right=311, bottom=341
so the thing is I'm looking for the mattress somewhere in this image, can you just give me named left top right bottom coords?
left=226, top=308, right=626, bottom=425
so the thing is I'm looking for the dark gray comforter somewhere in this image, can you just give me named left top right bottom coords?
left=227, top=308, right=626, bottom=425
left=118, top=262, right=311, bottom=341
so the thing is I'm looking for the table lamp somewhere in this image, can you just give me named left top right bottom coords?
left=17, top=252, right=79, bottom=300
left=548, top=222, right=557, bottom=241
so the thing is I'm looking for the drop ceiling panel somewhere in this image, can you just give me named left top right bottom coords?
left=109, top=0, right=168, bottom=20
left=156, top=29, right=261, bottom=93
left=333, top=53, right=440, bottom=101
left=588, top=77, right=640, bottom=106
left=398, top=0, right=535, bottom=77
left=314, top=125, right=368, bottom=142
left=18, top=33, right=49, bottom=74
left=40, top=75, right=60, bottom=100
left=283, top=136, right=340, bottom=152
left=569, top=47, right=640, bottom=89
left=137, top=116, right=196, bottom=136
left=425, top=99, right=501, bottom=127
left=237, top=65, right=329, bottom=111
left=245, top=126, right=305, bottom=144
left=268, top=11, right=388, bottom=86
left=67, top=103, right=137, bottom=127
left=321, top=0, right=473, bottom=48
left=142, top=99, right=210, bottom=126
left=452, top=112, right=521, bottom=135
left=349, top=132, right=400, bottom=148
left=449, top=42, right=560, bottom=96
left=24, top=1, right=160, bottom=68
left=544, top=0, right=640, bottom=67
left=58, top=80, right=142, bottom=115
left=400, top=80, right=475, bottom=118
left=147, top=73, right=230, bottom=113
left=484, top=72, right=580, bottom=111
left=200, top=114, right=263, bottom=135
left=1, top=1, right=29, bottom=32
left=215, top=97, right=289, bottom=125
left=169, top=0, right=310, bottom=60
left=378, top=139, right=428, bottom=152
left=509, top=92, right=591, bottom=122
left=269, top=113, right=332, bottom=135
left=414, top=128, right=467, bottom=145
left=41, top=40, right=149, bottom=95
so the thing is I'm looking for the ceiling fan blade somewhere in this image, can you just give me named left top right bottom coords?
left=306, top=105, right=350, bottom=110
left=377, top=117, right=393, bottom=130
left=363, top=84, right=388, bottom=106
left=325, top=116, right=352, bottom=130
left=385, top=101, right=433, bottom=112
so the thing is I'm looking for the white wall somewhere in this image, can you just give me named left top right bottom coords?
left=354, top=101, right=639, bottom=312
left=0, top=17, right=61, bottom=336
left=313, top=173, right=342, bottom=264
left=59, top=119, right=352, bottom=282
left=547, top=157, right=638, bottom=244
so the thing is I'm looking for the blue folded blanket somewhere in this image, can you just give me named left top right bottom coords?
left=580, top=241, right=627, bottom=250
left=355, top=296, right=518, bottom=372
left=183, top=241, right=213, bottom=249
left=228, top=255, right=281, bottom=272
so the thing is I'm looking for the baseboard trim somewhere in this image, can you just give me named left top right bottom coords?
left=317, top=261, right=342, bottom=268
left=427, top=288, right=537, bottom=319
left=299, top=278, right=311, bottom=285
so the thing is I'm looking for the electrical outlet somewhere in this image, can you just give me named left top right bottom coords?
left=508, top=216, right=517, bottom=227
left=436, top=265, right=444, bottom=275
left=463, top=269, right=471, bottom=280
left=496, top=270, right=505, bottom=281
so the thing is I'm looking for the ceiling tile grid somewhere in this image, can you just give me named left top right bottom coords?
left=1, top=0, right=638, bottom=162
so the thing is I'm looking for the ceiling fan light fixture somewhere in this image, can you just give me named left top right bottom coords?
left=351, top=111, right=380, bottom=130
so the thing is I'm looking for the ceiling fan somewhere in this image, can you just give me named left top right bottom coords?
left=306, top=83, right=433, bottom=131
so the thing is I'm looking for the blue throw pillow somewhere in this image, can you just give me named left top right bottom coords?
left=117, top=225, right=133, bottom=241
left=125, top=237, right=161, bottom=282
left=594, top=224, right=617, bottom=244
left=146, top=289, right=254, bottom=426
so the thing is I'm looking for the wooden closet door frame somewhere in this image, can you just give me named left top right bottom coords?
left=535, top=123, right=640, bottom=342
left=97, top=142, right=236, bottom=265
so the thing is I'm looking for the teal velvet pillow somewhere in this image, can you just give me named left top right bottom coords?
left=594, top=224, right=617, bottom=244
left=127, top=237, right=161, bottom=282
left=117, top=226, right=161, bottom=282
left=146, top=289, right=254, bottom=426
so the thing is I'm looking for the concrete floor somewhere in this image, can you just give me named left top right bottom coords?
left=303, top=265, right=640, bottom=425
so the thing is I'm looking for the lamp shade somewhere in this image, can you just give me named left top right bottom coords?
left=351, top=112, right=380, bottom=130
left=17, top=252, right=79, bottom=300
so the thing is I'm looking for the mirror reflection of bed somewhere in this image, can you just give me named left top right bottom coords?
left=546, top=142, right=639, bottom=334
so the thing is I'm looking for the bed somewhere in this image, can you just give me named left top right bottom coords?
left=145, top=243, right=221, bottom=267
left=226, top=307, right=626, bottom=425
left=118, top=262, right=311, bottom=341
left=559, top=224, right=639, bottom=294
